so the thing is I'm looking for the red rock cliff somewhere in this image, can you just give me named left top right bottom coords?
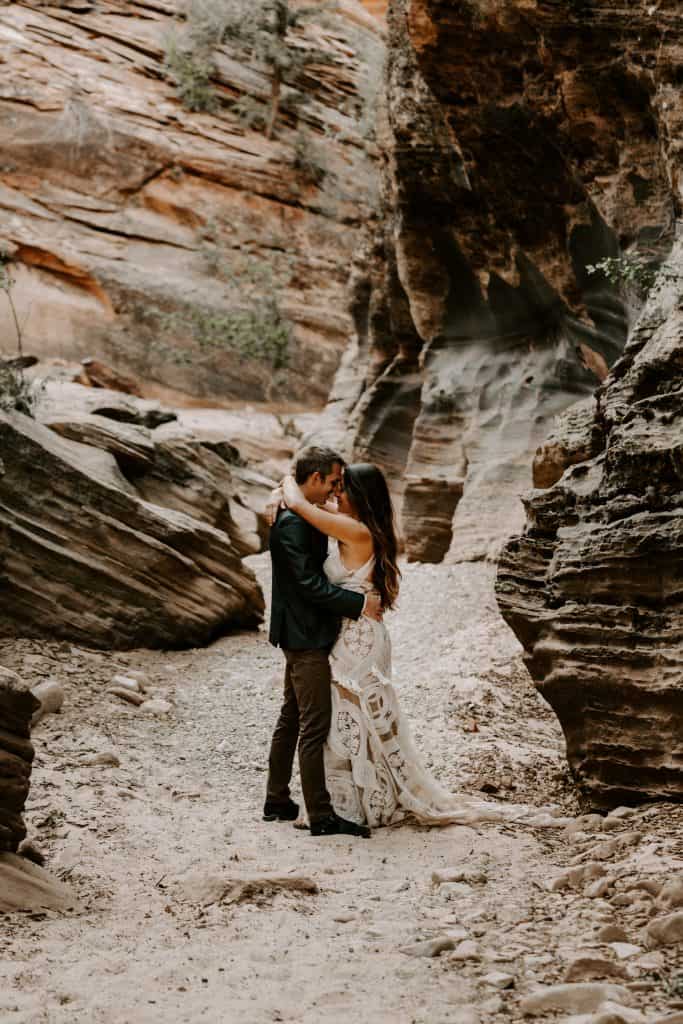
left=0, top=0, right=383, bottom=404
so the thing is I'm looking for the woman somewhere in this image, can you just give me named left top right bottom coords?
left=278, top=462, right=514, bottom=829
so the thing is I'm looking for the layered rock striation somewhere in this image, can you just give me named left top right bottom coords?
left=322, top=0, right=681, bottom=561
left=496, top=240, right=683, bottom=807
left=0, top=0, right=383, bottom=404
left=0, top=384, right=266, bottom=648
left=0, top=666, right=38, bottom=851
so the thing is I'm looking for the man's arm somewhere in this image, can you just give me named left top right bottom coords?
left=275, top=514, right=365, bottom=620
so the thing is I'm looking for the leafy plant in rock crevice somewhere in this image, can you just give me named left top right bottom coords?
left=0, top=250, right=37, bottom=417
left=586, top=253, right=682, bottom=302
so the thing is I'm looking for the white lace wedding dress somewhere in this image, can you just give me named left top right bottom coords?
left=323, top=540, right=531, bottom=829
left=321, top=540, right=507, bottom=827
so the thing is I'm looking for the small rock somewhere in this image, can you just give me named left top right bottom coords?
left=107, top=686, right=146, bottom=706
left=333, top=913, right=357, bottom=923
left=17, top=840, right=46, bottom=866
left=601, top=816, right=626, bottom=832
left=563, top=957, right=628, bottom=983
left=432, top=867, right=488, bottom=886
left=646, top=911, right=683, bottom=947
left=30, top=679, right=65, bottom=726
left=566, top=814, right=604, bottom=836
left=140, top=699, right=173, bottom=716
left=78, top=751, right=120, bottom=768
left=587, top=877, right=615, bottom=899
left=607, top=807, right=636, bottom=820
left=608, top=943, right=642, bottom=959
left=550, top=862, right=607, bottom=892
left=400, top=936, right=454, bottom=958
left=519, top=982, right=632, bottom=1016
left=111, top=674, right=143, bottom=693
left=450, top=939, right=480, bottom=961
left=597, top=924, right=629, bottom=943
left=481, top=971, right=515, bottom=989
left=625, top=878, right=661, bottom=897
left=439, top=882, right=474, bottom=899
left=610, top=893, right=636, bottom=908
left=656, top=876, right=683, bottom=911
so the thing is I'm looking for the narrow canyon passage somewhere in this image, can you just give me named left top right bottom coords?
left=1, top=560, right=681, bottom=1023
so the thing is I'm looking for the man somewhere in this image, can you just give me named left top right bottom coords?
left=264, top=445, right=381, bottom=837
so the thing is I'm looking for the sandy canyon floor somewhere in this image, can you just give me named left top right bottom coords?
left=1, top=559, right=682, bottom=1024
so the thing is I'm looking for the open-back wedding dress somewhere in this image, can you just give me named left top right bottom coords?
left=323, top=540, right=532, bottom=829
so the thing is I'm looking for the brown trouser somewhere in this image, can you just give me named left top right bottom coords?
left=266, top=647, right=333, bottom=824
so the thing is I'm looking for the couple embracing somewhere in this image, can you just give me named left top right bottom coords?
left=263, top=445, right=496, bottom=838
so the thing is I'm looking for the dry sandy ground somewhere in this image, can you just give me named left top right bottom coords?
left=1, top=559, right=682, bottom=1024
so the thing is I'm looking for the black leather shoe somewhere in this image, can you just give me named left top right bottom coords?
left=309, top=813, right=371, bottom=838
left=263, top=798, right=299, bottom=822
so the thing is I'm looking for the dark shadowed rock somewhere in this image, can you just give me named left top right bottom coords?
left=0, top=667, right=38, bottom=852
left=496, top=243, right=683, bottom=807
left=321, top=0, right=680, bottom=562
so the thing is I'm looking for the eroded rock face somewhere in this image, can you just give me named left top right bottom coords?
left=323, top=0, right=681, bottom=561
left=0, top=1, right=382, bottom=404
left=0, top=407, right=264, bottom=649
left=0, top=667, right=38, bottom=852
left=496, top=242, right=683, bottom=807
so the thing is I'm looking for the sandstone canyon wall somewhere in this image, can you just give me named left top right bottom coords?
left=0, top=0, right=383, bottom=404
left=497, top=238, right=683, bottom=807
left=322, top=0, right=679, bottom=562
left=0, top=383, right=267, bottom=649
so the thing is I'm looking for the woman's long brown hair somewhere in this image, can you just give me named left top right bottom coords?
left=342, top=463, right=401, bottom=610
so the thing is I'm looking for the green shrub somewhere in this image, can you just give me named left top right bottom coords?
left=586, top=254, right=681, bottom=302
left=164, top=36, right=217, bottom=113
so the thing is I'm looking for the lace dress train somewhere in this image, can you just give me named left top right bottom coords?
left=323, top=542, right=526, bottom=829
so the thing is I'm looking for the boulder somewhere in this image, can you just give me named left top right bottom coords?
left=496, top=242, right=683, bottom=806
left=0, top=411, right=264, bottom=648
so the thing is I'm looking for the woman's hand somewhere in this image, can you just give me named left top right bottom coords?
left=282, top=474, right=306, bottom=511
left=265, top=483, right=284, bottom=526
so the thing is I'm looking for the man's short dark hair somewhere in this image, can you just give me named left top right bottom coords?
left=294, top=445, right=344, bottom=484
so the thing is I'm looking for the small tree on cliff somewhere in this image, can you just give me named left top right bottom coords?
left=166, top=0, right=334, bottom=137
left=0, top=250, right=37, bottom=416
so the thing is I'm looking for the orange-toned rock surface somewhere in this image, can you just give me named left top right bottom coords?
left=322, top=0, right=681, bottom=562
left=0, top=0, right=383, bottom=404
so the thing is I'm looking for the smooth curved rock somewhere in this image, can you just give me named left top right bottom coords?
left=321, top=0, right=680, bottom=561
left=496, top=242, right=683, bottom=807
left=0, top=411, right=264, bottom=648
left=0, top=853, right=82, bottom=913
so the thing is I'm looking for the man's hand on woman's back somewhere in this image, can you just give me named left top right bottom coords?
left=363, top=593, right=383, bottom=622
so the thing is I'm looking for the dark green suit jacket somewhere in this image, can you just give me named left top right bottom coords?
left=269, top=509, right=364, bottom=650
